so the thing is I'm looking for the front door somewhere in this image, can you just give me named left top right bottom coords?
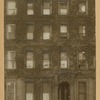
left=58, top=82, right=70, bottom=100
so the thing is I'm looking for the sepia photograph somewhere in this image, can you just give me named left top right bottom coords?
left=3, top=0, right=96, bottom=100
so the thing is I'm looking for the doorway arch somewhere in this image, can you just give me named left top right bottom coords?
left=58, top=82, right=70, bottom=100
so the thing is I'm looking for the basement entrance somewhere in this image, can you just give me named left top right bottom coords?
left=58, top=82, right=70, bottom=100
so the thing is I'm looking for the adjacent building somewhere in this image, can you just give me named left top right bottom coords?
left=4, top=0, right=95, bottom=100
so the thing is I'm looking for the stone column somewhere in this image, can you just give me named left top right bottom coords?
left=70, top=81, right=75, bottom=100
left=88, top=78, right=96, bottom=100
left=16, top=78, right=25, bottom=100
left=53, top=75, right=58, bottom=100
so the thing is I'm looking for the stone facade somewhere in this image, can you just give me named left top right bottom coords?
left=4, top=0, right=95, bottom=100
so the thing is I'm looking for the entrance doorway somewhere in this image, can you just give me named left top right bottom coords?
left=58, top=82, right=70, bottom=100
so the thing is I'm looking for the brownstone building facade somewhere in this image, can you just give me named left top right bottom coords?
left=4, top=0, right=95, bottom=100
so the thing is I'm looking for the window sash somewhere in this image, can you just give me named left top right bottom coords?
left=61, top=60, right=68, bottom=68
left=43, top=32, right=50, bottom=40
left=27, top=33, right=33, bottom=40
left=7, top=2, right=16, bottom=9
left=27, top=52, right=33, bottom=60
left=43, top=9, right=51, bottom=15
left=6, top=60, right=16, bottom=69
left=27, top=60, right=34, bottom=68
left=7, top=9, right=17, bottom=15
left=43, top=93, right=50, bottom=100
left=78, top=52, right=85, bottom=60
left=26, top=93, right=33, bottom=100
left=59, top=3, right=67, bottom=9
left=27, top=9, right=34, bottom=15
left=7, top=33, right=15, bottom=39
left=43, top=53, right=49, bottom=59
left=79, top=26, right=85, bottom=34
left=43, top=26, right=51, bottom=32
left=27, top=25, right=34, bottom=33
left=61, top=52, right=67, bottom=60
left=43, top=2, right=51, bottom=9
left=60, top=26, right=67, bottom=33
left=43, top=60, right=50, bottom=68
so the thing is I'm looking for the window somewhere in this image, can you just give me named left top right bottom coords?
left=6, top=82, right=16, bottom=100
left=6, top=24, right=16, bottom=39
left=43, top=25, right=51, bottom=40
left=27, top=3, right=34, bottom=15
left=26, top=83, right=34, bottom=100
left=78, top=51, right=86, bottom=68
left=60, top=25, right=69, bottom=38
left=58, top=0, right=68, bottom=15
left=6, top=51, right=16, bottom=69
left=7, top=1, right=17, bottom=15
left=79, top=26, right=86, bottom=38
left=27, top=25, right=34, bottom=40
left=43, top=1, right=52, bottom=15
left=78, top=82, right=87, bottom=100
left=43, top=83, right=51, bottom=100
left=26, top=52, right=35, bottom=68
left=61, top=52, right=68, bottom=69
left=43, top=53, right=50, bottom=68
left=79, top=1, right=87, bottom=14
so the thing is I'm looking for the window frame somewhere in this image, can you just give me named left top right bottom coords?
left=42, top=82, right=51, bottom=100
left=78, top=82, right=87, bottom=100
left=60, top=25, right=69, bottom=39
left=6, top=1, right=17, bottom=15
left=79, top=25, right=86, bottom=39
left=6, top=81, right=16, bottom=100
left=6, top=24, right=16, bottom=40
left=60, top=51, right=69, bottom=69
left=6, top=50, right=16, bottom=69
left=78, top=0, right=88, bottom=15
left=26, top=52, right=35, bottom=69
left=58, top=0, right=69, bottom=15
left=42, top=0, right=52, bottom=15
left=27, top=3, right=34, bottom=15
left=27, top=24, right=35, bottom=40
left=43, top=25, right=52, bottom=40
left=77, top=51, right=88, bottom=69
left=25, top=82, right=35, bottom=100
left=42, top=51, right=51, bottom=69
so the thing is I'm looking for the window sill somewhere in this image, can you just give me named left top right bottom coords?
left=42, top=68, right=52, bottom=70
left=77, top=13, right=88, bottom=16
left=5, top=69, right=16, bottom=71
